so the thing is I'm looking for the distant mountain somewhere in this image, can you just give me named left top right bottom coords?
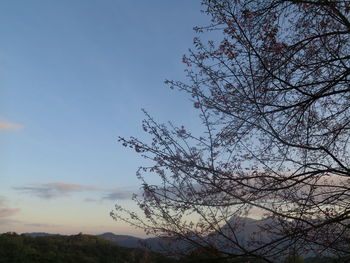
left=215, top=217, right=275, bottom=246
left=97, top=232, right=183, bottom=252
left=97, top=218, right=271, bottom=254
left=21, top=217, right=271, bottom=252
left=98, top=232, right=144, bottom=248
left=22, top=217, right=343, bottom=258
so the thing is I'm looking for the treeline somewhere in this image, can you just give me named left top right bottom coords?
left=0, top=232, right=175, bottom=263
left=0, top=232, right=347, bottom=263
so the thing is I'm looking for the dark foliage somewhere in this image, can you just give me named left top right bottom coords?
left=0, top=232, right=175, bottom=263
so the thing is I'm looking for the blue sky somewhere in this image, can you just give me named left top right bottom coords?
left=0, top=0, right=208, bottom=236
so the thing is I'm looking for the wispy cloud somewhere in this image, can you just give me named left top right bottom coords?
left=14, top=182, right=135, bottom=201
left=84, top=198, right=99, bottom=202
left=0, top=208, right=20, bottom=218
left=0, top=196, right=20, bottom=218
left=25, top=223, right=61, bottom=228
left=0, top=121, right=23, bottom=130
left=0, top=196, right=6, bottom=207
left=0, top=218, right=20, bottom=225
left=14, top=182, right=102, bottom=199
left=102, top=189, right=133, bottom=201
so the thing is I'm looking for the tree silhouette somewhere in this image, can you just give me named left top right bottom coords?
left=113, top=1, right=350, bottom=262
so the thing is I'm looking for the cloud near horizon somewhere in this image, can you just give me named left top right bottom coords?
left=14, top=182, right=136, bottom=201
left=0, top=195, right=21, bottom=218
left=0, top=218, right=21, bottom=225
left=24, top=223, right=62, bottom=228
left=102, top=189, right=133, bottom=201
left=0, top=121, right=23, bottom=130
left=0, top=208, right=21, bottom=218
left=0, top=196, right=6, bottom=207
left=14, top=182, right=102, bottom=199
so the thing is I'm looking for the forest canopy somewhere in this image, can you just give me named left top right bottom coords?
left=0, top=232, right=175, bottom=263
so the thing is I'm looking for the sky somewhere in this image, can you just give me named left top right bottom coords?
left=0, top=0, right=209, bottom=237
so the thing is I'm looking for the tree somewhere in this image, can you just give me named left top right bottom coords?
left=112, top=1, right=350, bottom=262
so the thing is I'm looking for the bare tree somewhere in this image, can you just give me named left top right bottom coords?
left=113, top=1, right=350, bottom=262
